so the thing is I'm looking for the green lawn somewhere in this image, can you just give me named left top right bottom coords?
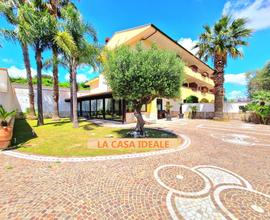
left=12, top=118, right=177, bottom=157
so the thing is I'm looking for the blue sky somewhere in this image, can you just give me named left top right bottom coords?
left=1, top=0, right=270, bottom=100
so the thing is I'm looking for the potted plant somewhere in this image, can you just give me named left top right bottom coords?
left=0, top=106, right=16, bottom=149
left=189, top=105, right=198, bottom=119
left=165, top=102, right=173, bottom=121
left=179, top=103, right=184, bottom=118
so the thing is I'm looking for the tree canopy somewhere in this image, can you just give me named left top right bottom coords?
left=103, top=43, right=184, bottom=135
left=185, top=95, right=199, bottom=103
left=10, top=76, right=89, bottom=90
left=104, top=44, right=184, bottom=107
left=247, top=61, right=270, bottom=97
left=195, top=16, right=252, bottom=64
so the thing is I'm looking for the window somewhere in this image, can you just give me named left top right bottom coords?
left=201, top=72, right=209, bottom=77
left=190, top=65, right=198, bottom=72
left=96, top=99, right=103, bottom=119
left=79, top=97, right=126, bottom=121
left=91, top=100, right=97, bottom=117
left=105, top=98, right=113, bottom=119
left=82, top=101, right=90, bottom=118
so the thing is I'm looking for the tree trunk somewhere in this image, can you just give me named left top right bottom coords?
left=134, top=105, right=145, bottom=136
left=52, top=46, right=60, bottom=120
left=69, top=64, right=73, bottom=121
left=213, top=55, right=225, bottom=119
left=71, top=63, right=78, bottom=128
left=21, top=42, right=35, bottom=118
left=35, top=47, right=44, bottom=126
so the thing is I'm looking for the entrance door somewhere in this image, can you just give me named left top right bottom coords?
left=157, top=99, right=165, bottom=119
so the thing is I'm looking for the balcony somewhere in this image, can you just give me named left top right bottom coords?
left=184, top=66, right=214, bottom=87
left=181, top=87, right=214, bottom=102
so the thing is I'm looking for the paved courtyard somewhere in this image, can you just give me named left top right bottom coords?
left=0, top=119, right=270, bottom=219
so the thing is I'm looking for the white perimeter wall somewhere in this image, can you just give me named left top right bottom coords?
left=182, top=102, right=248, bottom=113
left=13, top=85, right=88, bottom=117
left=162, top=98, right=248, bottom=113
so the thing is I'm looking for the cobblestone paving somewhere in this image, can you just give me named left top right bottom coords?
left=0, top=119, right=270, bottom=219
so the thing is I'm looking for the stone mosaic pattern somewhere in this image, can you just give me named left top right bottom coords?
left=0, top=119, right=270, bottom=219
left=216, top=186, right=270, bottom=220
left=154, top=164, right=270, bottom=220
left=173, top=195, right=225, bottom=220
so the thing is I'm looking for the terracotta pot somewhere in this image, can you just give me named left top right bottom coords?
left=0, top=126, right=13, bottom=149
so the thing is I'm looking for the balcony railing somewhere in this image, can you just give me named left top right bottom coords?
left=181, top=87, right=214, bottom=101
left=184, top=67, right=214, bottom=86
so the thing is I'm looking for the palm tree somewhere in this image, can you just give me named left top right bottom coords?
left=0, top=0, right=36, bottom=118
left=43, top=54, right=74, bottom=121
left=55, top=3, right=98, bottom=128
left=46, top=0, right=71, bottom=120
left=194, top=16, right=252, bottom=118
left=18, top=1, right=58, bottom=126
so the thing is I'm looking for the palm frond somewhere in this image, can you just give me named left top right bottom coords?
left=54, top=31, right=77, bottom=55
left=84, top=23, right=97, bottom=42
left=0, top=106, right=16, bottom=121
left=196, top=15, right=252, bottom=63
left=0, top=29, right=18, bottom=43
left=0, top=1, right=18, bottom=25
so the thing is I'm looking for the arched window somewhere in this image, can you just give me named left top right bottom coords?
left=189, top=65, right=198, bottom=72
left=201, top=72, right=209, bottom=77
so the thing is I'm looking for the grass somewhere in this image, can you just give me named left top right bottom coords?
left=12, top=118, right=177, bottom=157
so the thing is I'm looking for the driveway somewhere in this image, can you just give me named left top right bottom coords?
left=0, top=119, right=270, bottom=219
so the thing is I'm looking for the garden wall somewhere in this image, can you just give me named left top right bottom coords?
left=170, top=102, right=248, bottom=120
left=12, top=84, right=89, bottom=118
left=181, top=103, right=248, bottom=113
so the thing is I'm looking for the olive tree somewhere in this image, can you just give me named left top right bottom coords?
left=103, top=44, right=184, bottom=135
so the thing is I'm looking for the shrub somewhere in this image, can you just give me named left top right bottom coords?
left=245, top=91, right=270, bottom=124
left=165, top=102, right=173, bottom=113
left=239, top=105, right=248, bottom=113
left=189, top=105, right=198, bottom=119
left=200, top=98, right=209, bottom=103
left=0, top=106, right=16, bottom=127
left=185, top=95, right=199, bottom=103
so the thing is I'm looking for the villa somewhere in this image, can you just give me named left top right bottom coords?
left=67, top=24, right=215, bottom=123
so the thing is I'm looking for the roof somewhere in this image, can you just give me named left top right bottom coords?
left=107, top=24, right=214, bottom=73
left=65, top=91, right=112, bottom=102
left=85, top=76, right=99, bottom=86
left=149, top=24, right=214, bottom=72
left=114, top=23, right=152, bottom=34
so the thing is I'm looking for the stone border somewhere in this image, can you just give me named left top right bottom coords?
left=1, top=134, right=190, bottom=163
left=154, top=164, right=269, bottom=220
left=213, top=185, right=270, bottom=220
left=154, top=164, right=212, bottom=197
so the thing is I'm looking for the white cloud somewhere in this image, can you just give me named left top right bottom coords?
left=77, top=65, right=95, bottom=75
left=222, top=0, right=270, bottom=31
left=2, top=58, right=14, bottom=64
left=7, top=66, right=52, bottom=78
left=178, top=38, right=199, bottom=55
left=225, top=72, right=247, bottom=85
left=65, top=73, right=88, bottom=83
left=87, top=66, right=94, bottom=74
left=64, top=73, right=70, bottom=81
left=77, top=74, right=88, bottom=83
left=227, top=90, right=246, bottom=99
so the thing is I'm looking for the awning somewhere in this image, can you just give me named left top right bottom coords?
left=65, top=91, right=113, bottom=102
